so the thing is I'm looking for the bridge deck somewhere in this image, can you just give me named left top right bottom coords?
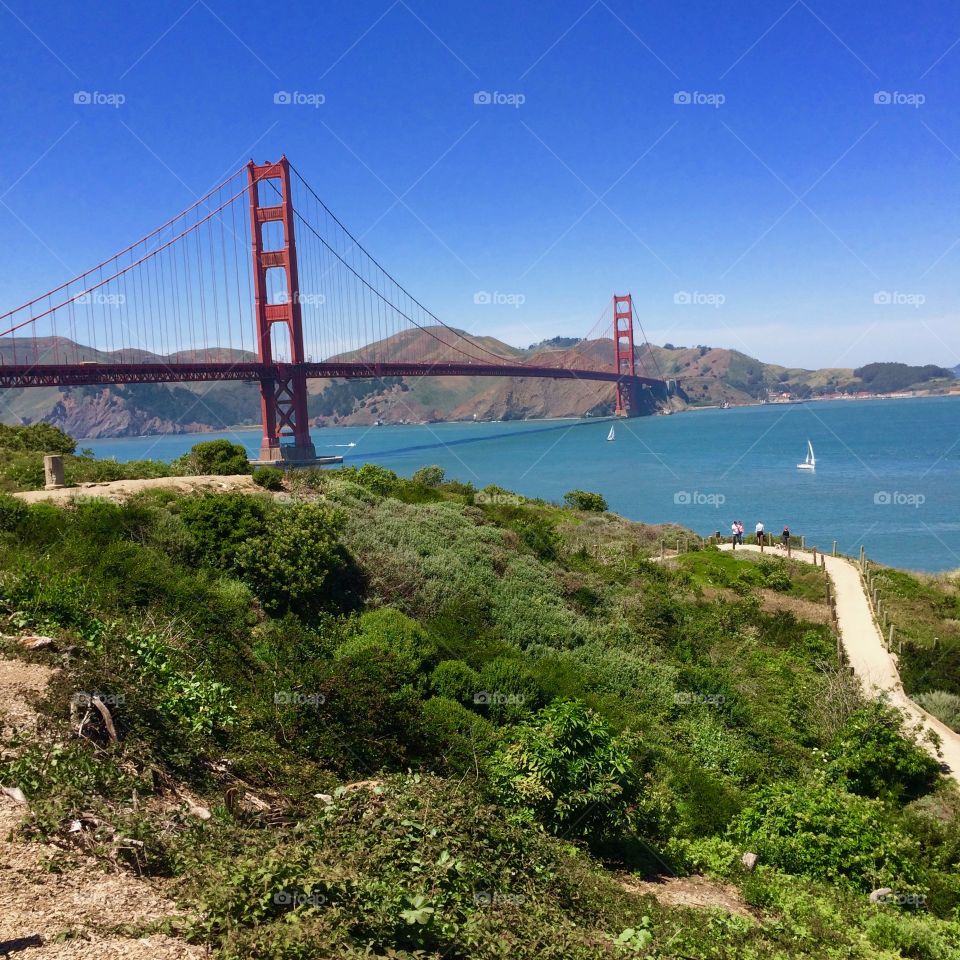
left=0, top=361, right=665, bottom=390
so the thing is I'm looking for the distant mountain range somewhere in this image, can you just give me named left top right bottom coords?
left=0, top=331, right=956, bottom=438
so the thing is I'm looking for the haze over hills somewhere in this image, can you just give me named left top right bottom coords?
left=0, top=331, right=956, bottom=438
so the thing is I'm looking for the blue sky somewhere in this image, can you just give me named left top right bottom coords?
left=0, top=0, right=958, bottom=368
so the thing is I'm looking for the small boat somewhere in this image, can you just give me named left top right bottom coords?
left=797, top=440, right=816, bottom=471
left=607, top=425, right=616, bottom=442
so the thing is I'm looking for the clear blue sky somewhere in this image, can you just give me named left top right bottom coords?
left=1, top=0, right=958, bottom=368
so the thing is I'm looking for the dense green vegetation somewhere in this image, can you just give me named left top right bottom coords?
left=868, top=563, right=960, bottom=732
left=0, top=422, right=176, bottom=491
left=0, top=456, right=958, bottom=957
left=854, top=363, right=955, bottom=394
left=0, top=424, right=257, bottom=492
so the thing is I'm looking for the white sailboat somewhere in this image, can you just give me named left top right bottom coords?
left=797, top=439, right=816, bottom=471
left=607, top=425, right=616, bottom=442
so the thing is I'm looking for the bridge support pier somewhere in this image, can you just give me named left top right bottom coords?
left=248, top=156, right=317, bottom=464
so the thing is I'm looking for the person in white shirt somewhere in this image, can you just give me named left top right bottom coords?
left=755, top=521, right=764, bottom=545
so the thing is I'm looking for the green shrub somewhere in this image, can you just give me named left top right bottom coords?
left=476, top=657, right=544, bottom=722
left=237, top=501, right=351, bottom=619
left=489, top=699, right=639, bottom=844
left=335, top=608, right=436, bottom=681
left=0, top=422, right=76, bottom=454
left=563, top=490, right=608, bottom=512
left=174, top=439, right=250, bottom=476
left=729, top=779, right=920, bottom=889
left=915, top=691, right=960, bottom=732
left=178, top=493, right=272, bottom=572
left=125, top=631, right=237, bottom=740
left=252, top=466, right=284, bottom=491
left=286, top=650, right=425, bottom=773
left=412, top=465, right=445, bottom=487
left=355, top=463, right=399, bottom=495
left=825, top=701, right=941, bottom=801
left=0, top=493, right=27, bottom=532
left=431, top=660, right=482, bottom=705
left=420, top=696, right=496, bottom=772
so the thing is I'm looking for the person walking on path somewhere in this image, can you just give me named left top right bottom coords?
left=755, top=520, right=765, bottom=547
left=781, top=525, right=791, bottom=549
left=731, top=520, right=738, bottom=549
left=736, top=521, right=744, bottom=545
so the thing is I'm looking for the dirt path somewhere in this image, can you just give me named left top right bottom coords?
left=14, top=473, right=259, bottom=505
left=719, top=543, right=960, bottom=783
left=0, top=656, right=203, bottom=958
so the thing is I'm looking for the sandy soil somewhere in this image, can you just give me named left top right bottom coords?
left=0, top=656, right=203, bottom=959
left=14, top=474, right=259, bottom=505
left=620, top=874, right=754, bottom=919
left=720, top=543, right=960, bottom=784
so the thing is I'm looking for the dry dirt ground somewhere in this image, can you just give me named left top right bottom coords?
left=0, top=656, right=203, bottom=959
left=620, top=874, right=755, bottom=920
left=14, top=474, right=258, bottom=505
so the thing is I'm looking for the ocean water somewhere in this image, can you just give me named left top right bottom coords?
left=83, top=396, right=960, bottom=573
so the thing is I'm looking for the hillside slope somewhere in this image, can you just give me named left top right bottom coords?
left=0, top=459, right=958, bottom=957
left=0, top=332, right=955, bottom=436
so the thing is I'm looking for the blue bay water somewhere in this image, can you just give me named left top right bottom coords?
left=83, top=396, right=960, bottom=573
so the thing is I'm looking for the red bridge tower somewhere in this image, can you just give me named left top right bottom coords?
left=247, top=157, right=317, bottom=463
left=613, top=293, right=635, bottom=417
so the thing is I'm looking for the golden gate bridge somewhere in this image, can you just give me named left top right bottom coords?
left=0, top=156, right=666, bottom=463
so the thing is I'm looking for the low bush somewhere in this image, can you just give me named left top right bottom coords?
left=412, top=464, right=445, bottom=487
left=729, top=779, right=920, bottom=889
left=174, top=439, right=250, bottom=476
left=489, top=699, right=639, bottom=844
left=431, top=660, right=482, bottom=705
left=825, top=701, right=941, bottom=802
left=915, top=690, right=960, bottom=732
left=252, top=466, right=284, bottom=490
left=563, top=489, right=608, bottom=512
left=236, top=501, right=351, bottom=619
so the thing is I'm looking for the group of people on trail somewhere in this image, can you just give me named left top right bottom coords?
left=729, top=519, right=792, bottom=549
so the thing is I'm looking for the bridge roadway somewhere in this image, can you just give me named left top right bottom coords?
left=0, top=361, right=666, bottom=391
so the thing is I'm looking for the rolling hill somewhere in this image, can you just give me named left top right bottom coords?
left=0, top=332, right=955, bottom=437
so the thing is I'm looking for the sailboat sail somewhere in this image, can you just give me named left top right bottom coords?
left=797, top=439, right=816, bottom=470
left=607, top=426, right=616, bottom=442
